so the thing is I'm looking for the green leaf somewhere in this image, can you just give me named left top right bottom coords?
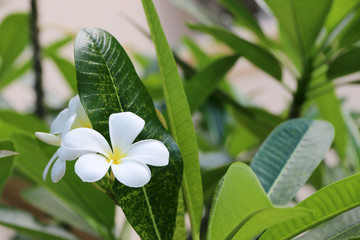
left=182, top=36, right=211, bottom=68
left=296, top=206, right=360, bottom=240
left=43, top=36, right=74, bottom=56
left=338, top=10, right=360, bottom=48
left=0, top=13, right=29, bottom=75
left=328, top=48, right=360, bottom=79
left=21, top=187, right=96, bottom=235
left=250, top=119, right=334, bottom=205
left=0, top=60, right=32, bottom=89
left=0, top=110, right=48, bottom=133
left=0, top=140, right=16, bottom=196
left=208, top=162, right=309, bottom=240
left=49, top=55, right=77, bottom=92
left=260, top=172, right=360, bottom=239
left=141, top=1, right=203, bottom=239
left=188, top=24, right=282, bottom=80
left=325, top=0, right=360, bottom=35
left=11, top=133, right=115, bottom=239
left=262, top=0, right=332, bottom=58
left=0, top=205, right=77, bottom=240
left=185, top=55, right=240, bottom=112
left=74, top=27, right=182, bottom=240
left=173, top=190, right=186, bottom=240
left=217, top=0, right=264, bottom=38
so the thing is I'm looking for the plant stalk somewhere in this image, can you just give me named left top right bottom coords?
left=30, top=0, right=45, bottom=118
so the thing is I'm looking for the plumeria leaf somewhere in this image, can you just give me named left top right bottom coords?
left=0, top=140, right=16, bottom=196
left=75, top=27, right=183, bottom=240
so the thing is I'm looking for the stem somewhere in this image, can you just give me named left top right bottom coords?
left=288, top=61, right=312, bottom=119
left=30, top=0, right=45, bottom=118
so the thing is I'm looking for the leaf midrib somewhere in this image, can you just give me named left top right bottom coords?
left=84, top=29, right=162, bottom=240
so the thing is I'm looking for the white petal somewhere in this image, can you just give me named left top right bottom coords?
left=50, top=109, right=69, bottom=134
left=124, top=140, right=169, bottom=166
left=75, top=153, right=110, bottom=182
left=35, top=132, right=61, bottom=146
left=68, top=95, right=92, bottom=129
left=109, top=112, right=145, bottom=152
left=43, top=151, right=58, bottom=181
left=62, top=114, right=76, bottom=136
left=51, top=158, right=66, bottom=183
left=111, top=161, right=151, bottom=187
left=59, top=128, right=112, bottom=160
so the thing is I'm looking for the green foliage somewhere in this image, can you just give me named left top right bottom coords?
left=328, top=48, right=360, bottom=79
left=74, top=27, right=182, bottom=240
left=250, top=119, right=334, bottom=205
left=0, top=140, right=16, bottom=196
left=141, top=1, right=203, bottom=239
left=261, top=172, right=360, bottom=239
left=208, top=163, right=309, bottom=240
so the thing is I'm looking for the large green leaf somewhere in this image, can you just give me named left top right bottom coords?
left=325, top=0, right=360, bottom=35
left=328, top=48, right=360, bottom=79
left=260, top=172, right=360, bottom=239
left=250, top=119, right=334, bottom=205
left=11, top=133, right=115, bottom=240
left=141, top=1, right=203, bottom=239
left=217, top=0, right=264, bottom=38
left=0, top=140, right=16, bottom=196
left=185, top=55, right=240, bottom=112
left=297, top=206, right=360, bottom=240
left=74, top=27, right=182, bottom=240
left=208, top=162, right=309, bottom=240
left=188, top=24, right=282, bottom=80
left=0, top=13, right=29, bottom=76
left=21, top=187, right=96, bottom=235
left=262, top=0, right=332, bottom=58
left=0, top=205, right=77, bottom=240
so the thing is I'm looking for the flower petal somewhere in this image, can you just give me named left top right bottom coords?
left=68, top=95, right=91, bottom=129
left=124, top=140, right=169, bottom=166
left=111, top=161, right=151, bottom=187
left=51, top=158, right=66, bottom=183
left=35, top=132, right=61, bottom=146
left=50, top=108, right=69, bottom=134
left=62, top=114, right=76, bottom=136
left=59, top=128, right=112, bottom=160
left=109, top=112, right=145, bottom=152
left=75, top=153, right=110, bottom=182
left=43, top=151, right=58, bottom=181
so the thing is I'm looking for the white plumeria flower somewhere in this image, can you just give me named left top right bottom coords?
left=58, top=112, right=169, bottom=188
left=35, top=95, right=92, bottom=183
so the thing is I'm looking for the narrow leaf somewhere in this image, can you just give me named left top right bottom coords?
left=141, top=1, right=203, bottom=239
left=208, top=162, right=309, bottom=240
left=338, top=10, right=360, bottom=48
left=328, top=48, right=360, bottom=79
left=75, top=28, right=183, bottom=240
left=250, top=119, right=334, bottom=205
left=0, top=140, right=16, bottom=196
left=296, top=206, right=360, bottom=240
left=49, top=55, right=77, bottom=91
left=185, top=55, right=240, bottom=112
left=188, top=24, right=282, bottom=80
left=260, top=172, right=360, bottom=239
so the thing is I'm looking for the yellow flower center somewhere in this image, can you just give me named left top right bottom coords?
left=107, top=148, right=126, bottom=165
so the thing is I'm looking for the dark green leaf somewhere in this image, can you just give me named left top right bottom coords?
left=260, top=172, right=360, bottom=239
left=328, top=48, right=360, bottom=79
left=0, top=205, right=77, bottom=240
left=338, top=10, right=360, bottom=48
left=250, top=119, right=334, bottom=205
left=74, top=27, right=182, bottom=240
left=185, top=55, right=239, bottom=113
left=188, top=24, right=282, bottom=80
left=0, top=140, right=16, bottom=196
left=142, top=1, right=203, bottom=238
left=208, top=163, right=309, bottom=240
